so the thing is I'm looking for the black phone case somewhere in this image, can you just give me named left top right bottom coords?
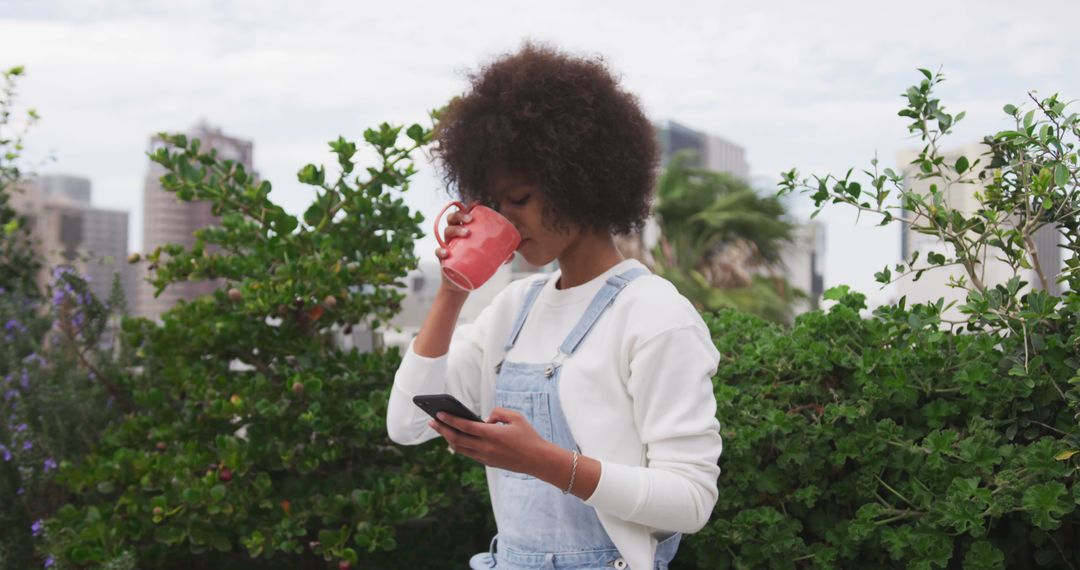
left=412, top=394, right=484, bottom=423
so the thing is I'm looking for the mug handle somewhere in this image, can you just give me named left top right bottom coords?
left=433, top=200, right=469, bottom=250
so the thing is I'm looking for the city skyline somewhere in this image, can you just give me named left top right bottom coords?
left=2, top=0, right=1078, bottom=307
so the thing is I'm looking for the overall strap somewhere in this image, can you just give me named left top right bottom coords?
left=503, top=277, right=549, bottom=351
left=557, top=267, right=649, bottom=357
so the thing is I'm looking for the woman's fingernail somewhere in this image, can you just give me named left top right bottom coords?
left=461, top=229, right=470, bottom=236
left=463, top=214, right=473, bottom=222
left=436, top=248, right=446, bottom=256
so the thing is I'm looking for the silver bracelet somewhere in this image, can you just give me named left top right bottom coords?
left=563, top=450, right=579, bottom=495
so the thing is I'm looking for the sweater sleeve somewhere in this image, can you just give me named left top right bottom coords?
left=385, top=313, right=490, bottom=446
left=385, top=277, right=527, bottom=445
left=583, top=322, right=723, bottom=534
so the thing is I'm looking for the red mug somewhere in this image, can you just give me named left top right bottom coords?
left=434, top=201, right=522, bottom=291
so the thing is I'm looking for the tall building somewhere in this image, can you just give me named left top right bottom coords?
left=896, top=143, right=1065, bottom=318
left=39, top=174, right=91, bottom=204
left=9, top=175, right=134, bottom=306
left=138, top=121, right=253, bottom=319
left=655, top=119, right=750, bottom=179
left=781, top=221, right=826, bottom=313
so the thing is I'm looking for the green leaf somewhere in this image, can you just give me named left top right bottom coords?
left=955, top=155, right=969, bottom=175
left=1054, top=164, right=1069, bottom=188
left=918, top=68, right=933, bottom=81
left=822, top=285, right=851, bottom=301
left=406, top=124, right=426, bottom=144
left=963, top=541, right=1004, bottom=569
left=273, top=212, right=299, bottom=234
left=1022, top=482, right=1070, bottom=530
left=298, top=164, right=324, bottom=185
left=211, top=484, right=227, bottom=501
left=1003, top=104, right=1017, bottom=116
left=4, top=218, right=20, bottom=234
left=303, top=203, right=325, bottom=227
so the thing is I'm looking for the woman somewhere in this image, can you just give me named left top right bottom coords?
left=386, top=43, right=722, bottom=570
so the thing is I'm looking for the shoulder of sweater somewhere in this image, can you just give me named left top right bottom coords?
left=621, top=273, right=696, bottom=313
left=615, top=273, right=710, bottom=334
left=623, top=275, right=721, bottom=365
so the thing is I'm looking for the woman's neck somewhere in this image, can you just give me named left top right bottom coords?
left=555, top=233, right=625, bottom=290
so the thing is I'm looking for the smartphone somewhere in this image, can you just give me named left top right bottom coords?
left=413, top=394, right=484, bottom=423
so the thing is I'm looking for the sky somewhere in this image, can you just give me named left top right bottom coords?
left=2, top=0, right=1078, bottom=307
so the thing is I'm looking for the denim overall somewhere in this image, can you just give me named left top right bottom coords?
left=469, top=268, right=681, bottom=570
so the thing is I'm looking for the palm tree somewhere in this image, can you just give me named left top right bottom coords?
left=648, top=151, right=800, bottom=323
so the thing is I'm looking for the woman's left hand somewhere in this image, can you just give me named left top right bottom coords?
left=428, top=407, right=552, bottom=476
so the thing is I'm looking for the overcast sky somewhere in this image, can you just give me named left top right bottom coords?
left=2, top=0, right=1078, bottom=306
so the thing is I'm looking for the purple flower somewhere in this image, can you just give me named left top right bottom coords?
left=23, top=440, right=33, bottom=451
left=3, top=389, right=17, bottom=401
left=31, top=519, right=43, bottom=537
left=43, top=457, right=57, bottom=472
left=16, top=486, right=24, bottom=495
left=23, top=353, right=45, bottom=366
left=4, top=319, right=24, bottom=332
left=44, top=555, right=54, bottom=568
left=14, top=422, right=27, bottom=432
left=0, top=443, right=10, bottom=461
left=20, top=369, right=30, bottom=389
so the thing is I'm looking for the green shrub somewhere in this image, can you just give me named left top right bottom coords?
left=682, top=70, right=1080, bottom=568
left=42, top=122, right=492, bottom=568
left=685, top=288, right=1077, bottom=569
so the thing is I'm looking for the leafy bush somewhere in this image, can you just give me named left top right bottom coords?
left=685, top=288, right=1077, bottom=569
left=41, top=123, right=492, bottom=568
left=681, top=71, right=1080, bottom=568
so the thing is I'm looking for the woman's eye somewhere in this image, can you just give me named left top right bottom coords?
left=509, top=195, right=530, bottom=206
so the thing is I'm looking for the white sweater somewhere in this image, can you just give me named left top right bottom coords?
left=386, top=259, right=723, bottom=569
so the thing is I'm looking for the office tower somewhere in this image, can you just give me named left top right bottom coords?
left=40, top=174, right=92, bottom=204
left=9, top=175, right=133, bottom=306
left=780, top=221, right=826, bottom=313
left=138, top=121, right=253, bottom=319
left=655, top=119, right=751, bottom=180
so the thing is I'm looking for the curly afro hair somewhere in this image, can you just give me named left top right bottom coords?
left=433, top=42, right=658, bottom=236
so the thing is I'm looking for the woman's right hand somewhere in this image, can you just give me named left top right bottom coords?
left=436, top=209, right=473, bottom=293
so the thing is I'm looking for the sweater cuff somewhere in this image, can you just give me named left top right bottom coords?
left=393, top=339, right=450, bottom=397
left=583, top=460, right=645, bottom=521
